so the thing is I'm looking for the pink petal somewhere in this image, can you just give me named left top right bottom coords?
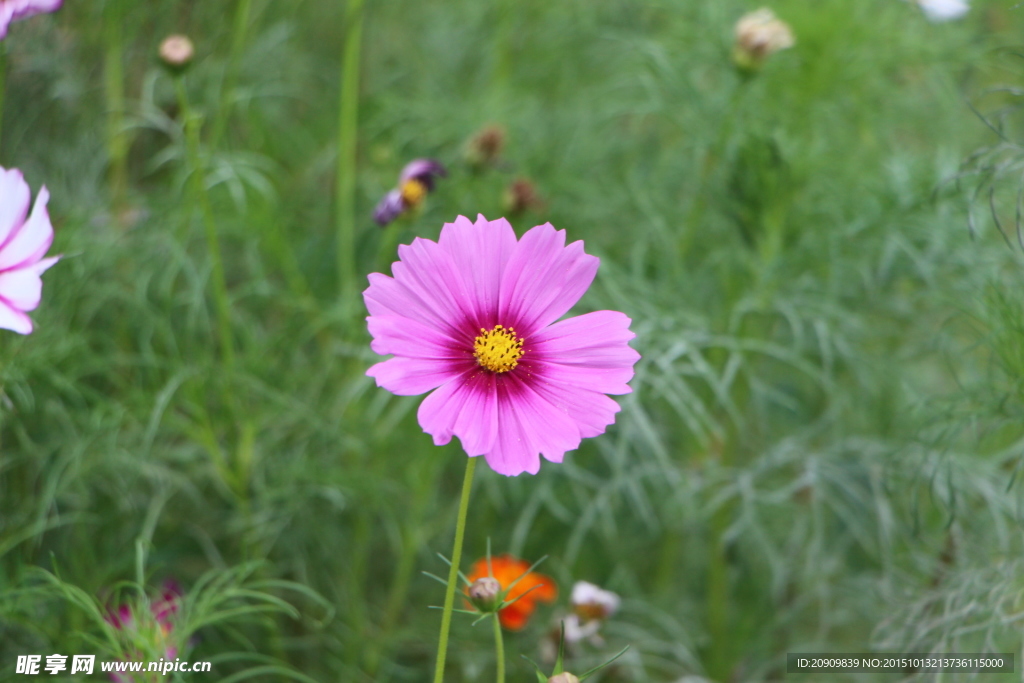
left=0, top=186, right=53, bottom=271
left=417, top=371, right=499, bottom=455
left=484, top=377, right=582, bottom=476
left=0, top=298, right=33, bottom=334
left=498, top=223, right=599, bottom=336
left=0, top=6, right=14, bottom=39
left=367, top=314, right=466, bottom=359
left=528, top=311, right=640, bottom=395
left=437, top=215, right=517, bottom=325
left=534, top=382, right=623, bottom=440
left=365, top=272, right=450, bottom=331
left=0, top=167, right=30, bottom=248
left=391, top=237, right=473, bottom=327
left=367, top=357, right=469, bottom=396
left=364, top=237, right=475, bottom=340
left=9, top=0, right=61, bottom=20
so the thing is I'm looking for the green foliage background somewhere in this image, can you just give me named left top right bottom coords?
left=3, top=0, right=1024, bottom=681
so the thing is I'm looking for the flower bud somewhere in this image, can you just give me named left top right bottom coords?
left=468, top=576, right=502, bottom=612
left=159, top=35, right=194, bottom=72
left=548, top=674, right=580, bottom=683
left=733, top=8, right=794, bottom=72
left=465, top=124, right=506, bottom=169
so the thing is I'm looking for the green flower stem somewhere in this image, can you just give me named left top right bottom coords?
left=104, top=0, right=129, bottom=214
left=492, top=0, right=514, bottom=89
left=375, top=222, right=403, bottom=274
left=0, top=43, right=7, bottom=162
left=175, top=76, right=235, bottom=370
left=433, top=456, right=478, bottom=683
left=336, top=0, right=366, bottom=305
left=706, top=485, right=731, bottom=682
left=492, top=613, right=505, bottom=683
left=678, top=86, right=743, bottom=263
left=211, top=0, right=253, bottom=150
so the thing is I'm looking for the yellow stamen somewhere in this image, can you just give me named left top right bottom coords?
left=473, top=325, right=524, bottom=373
left=400, top=178, right=428, bottom=208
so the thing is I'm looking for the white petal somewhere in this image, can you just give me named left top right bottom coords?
left=918, top=0, right=969, bottom=22
left=0, top=267, right=43, bottom=311
left=0, top=167, right=30, bottom=249
left=0, top=186, right=53, bottom=271
left=0, top=298, right=33, bottom=334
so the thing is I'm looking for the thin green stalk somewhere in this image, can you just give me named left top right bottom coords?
left=104, top=0, right=128, bottom=214
left=0, top=43, right=7, bottom=162
left=211, top=0, right=253, bottom=150
left=678, top=85, right=743, bottom=262
left=706, top=499, right=730, bottom=681
left=492, top=0, right=514, bottom=89
left=344, top=511, right=371, bottom=669
left=175, top=77, right=235, bottom=370
left=492, top=613, right=505, bottom=683
left=433, top=456, right=478, bottom=683
left=375, top=223, right=402, bottom=274
left=336, top=0, right=365, bottom=304
left=367, top=457, right=446, bottom=682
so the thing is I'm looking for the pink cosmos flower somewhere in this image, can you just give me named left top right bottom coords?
left=105, top=581, right=182, bottom=682
left=364, top=214, right=640, bottom=476
left=0, top=0, right=62, bottom=40
left=0, top=167, right=59, bottom=334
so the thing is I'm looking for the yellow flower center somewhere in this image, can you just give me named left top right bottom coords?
left=473, top=325, right=524, bottom=373
left=400, top=179, right=428, bottom=208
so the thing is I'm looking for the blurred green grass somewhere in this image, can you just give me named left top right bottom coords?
left=3, top=0, right=1024, bottom=681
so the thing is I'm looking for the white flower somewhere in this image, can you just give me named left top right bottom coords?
left=562, top=613, right=602, bottom=644
left=0, top=167, right=60, bottom=334
left=733, top=8, right=795, bottom=69
left=570, top=581, right=620, bottom=621
left=916, top=0, right=969, bottom=22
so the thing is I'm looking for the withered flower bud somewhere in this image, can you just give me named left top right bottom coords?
left=159, top=35, right=194, bottom=72
left=465, top=124, right=506, bottom=169
left=503, top=178, right=544, bottom=215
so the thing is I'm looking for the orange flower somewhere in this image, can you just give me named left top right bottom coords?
left=465, top=554, right=557, bottom=630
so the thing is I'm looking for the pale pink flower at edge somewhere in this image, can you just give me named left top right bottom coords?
left=364, top=214, right=641, bottom=476
left=0, top=167, right=60, bottom=334
left=0, top=0, right=63, bottom=40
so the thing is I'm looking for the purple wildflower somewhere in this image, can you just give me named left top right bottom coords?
left=373, top=158, right=447, bottom=226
